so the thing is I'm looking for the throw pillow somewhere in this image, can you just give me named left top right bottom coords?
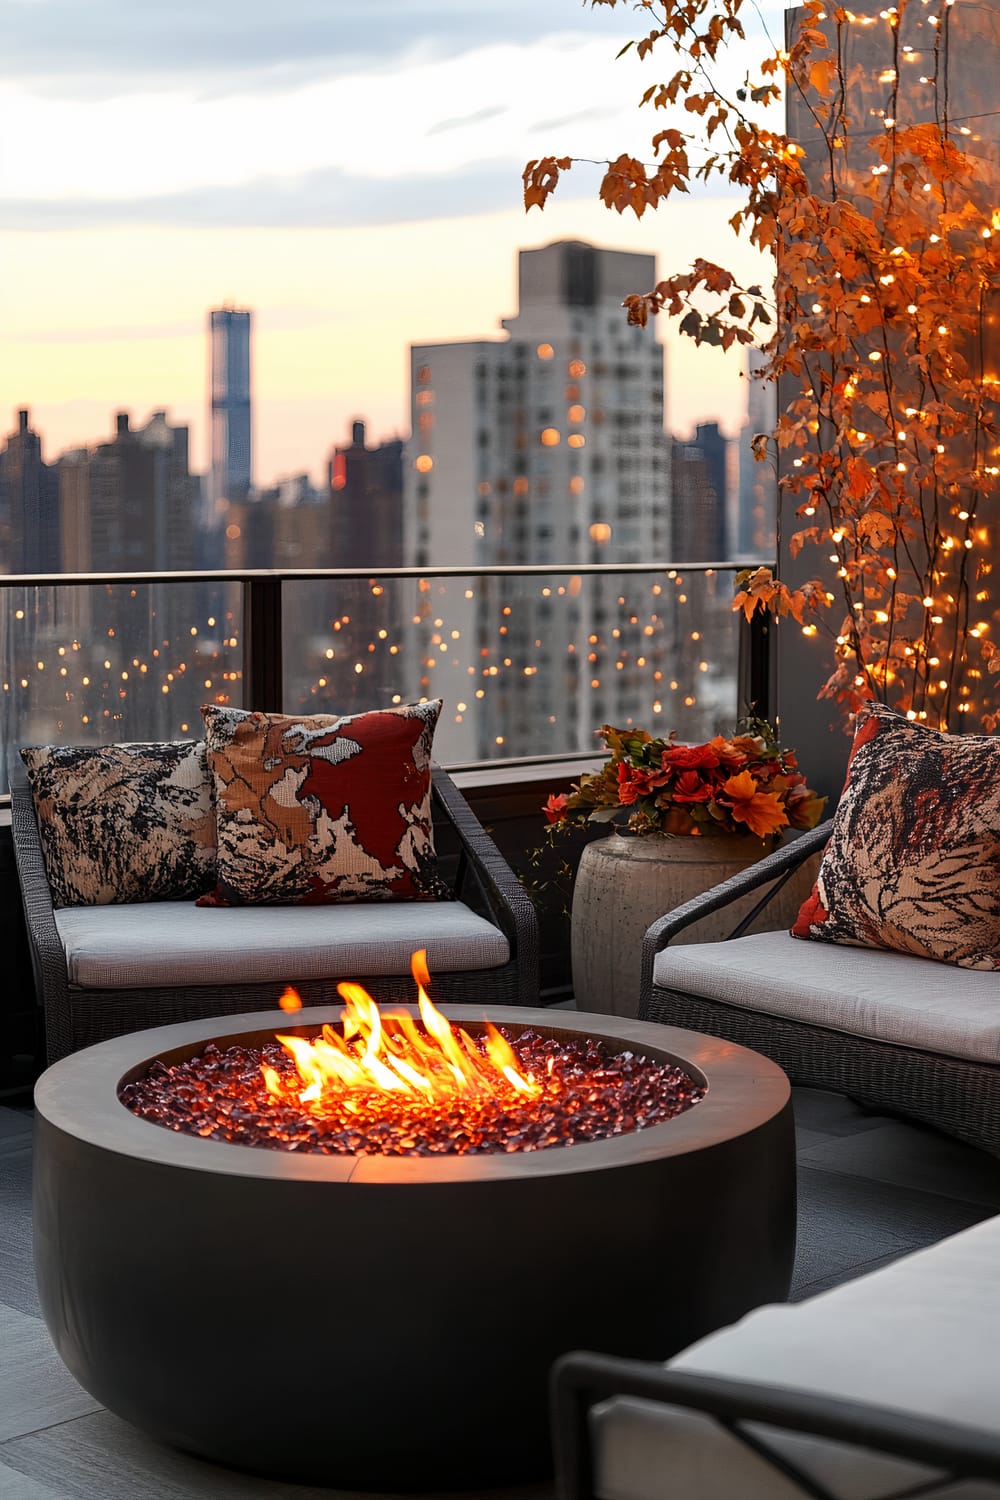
left=21, top=741, right=215, bottom=908
left=198, top=700, right=449, bottom=905
left=791, top=703, right=1000, bottom=969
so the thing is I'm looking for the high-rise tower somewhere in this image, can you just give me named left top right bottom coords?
left=403, top=240, right=672, bottom=758
left=209, top=307, right=252, bottom=530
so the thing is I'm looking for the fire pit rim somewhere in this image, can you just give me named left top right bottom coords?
left=35, top=1004, right=790, bottom=1185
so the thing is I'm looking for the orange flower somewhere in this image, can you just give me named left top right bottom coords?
left=543, top=792, right=569, bottom=824
left=719, top=770, right=789, bottom=838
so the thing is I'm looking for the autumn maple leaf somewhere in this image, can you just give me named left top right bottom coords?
left=719, top=771, right=790, bottom=838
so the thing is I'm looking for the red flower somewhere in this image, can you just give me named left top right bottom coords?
left=543, top=792, right=569, bottom=824
left=669, top=770, right=714, bottom=803
left=617, top=763, right=655, bottom=804
left=661, top=743, right=721, bottom=771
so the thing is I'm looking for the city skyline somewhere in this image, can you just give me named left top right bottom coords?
left=1, top=1, right=775, bottom=486
left=3, top=232, right=764, bottom=498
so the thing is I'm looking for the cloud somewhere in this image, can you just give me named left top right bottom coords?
left=427, top=106, right=508, bottom=138
left=528, top=107, right=620, bottom=134
left=1, top=151, right=739, bottom=236
left=2, top=0, right=635, bottom=97
left=0, top=159, right=566, bottom=233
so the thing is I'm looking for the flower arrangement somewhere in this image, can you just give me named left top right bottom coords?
left=543, top=723, right=826, bottom=841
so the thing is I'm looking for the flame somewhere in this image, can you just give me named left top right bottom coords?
left=263, top=951, right=540, bottom=1110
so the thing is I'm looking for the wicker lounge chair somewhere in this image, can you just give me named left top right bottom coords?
left=639, top=821, right=1000, bottom=1157
left=10, top=753, right=539, bottom=1063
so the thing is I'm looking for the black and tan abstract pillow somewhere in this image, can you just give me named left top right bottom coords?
left=197, top=700, right=449, bottom=906
left=792, top=703, right=1000, bottom=969
left=21, top=741, right=215, bottom=908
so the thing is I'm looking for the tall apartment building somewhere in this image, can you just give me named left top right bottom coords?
left=329, top=420, right=404, bottom=569
left=208, top=307, right=252, bottom=561
left=403, top=240, right=671, bottom=759
left=735, top=347, right=778, bottom=560
left=57, top=410, right=198, bottom=572
left=0, top=409, right=61, bottom=573
left=670, top=421, right=729, bottom=564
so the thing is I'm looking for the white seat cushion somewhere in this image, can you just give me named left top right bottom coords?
left=653, top=930, right=1000, bottom=1064
left=590, top=1214, right=1000, bottom=1500
left=54, top=900, right=509, bottom=989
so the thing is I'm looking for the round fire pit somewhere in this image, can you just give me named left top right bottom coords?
left=33, top=1006, right=795, bottom=1492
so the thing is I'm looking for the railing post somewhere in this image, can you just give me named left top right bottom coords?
left=738, top=607, right=774, bottom=726
left=242, top=577, right=284, bottom=712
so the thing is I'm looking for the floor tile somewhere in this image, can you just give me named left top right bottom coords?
left=0, top=1145, right=40, bottom=1317
left=790, top=1086, right=890, bottom=1139
left=0, top=1106, right=34, bottom=1146
left=0, top=1305, right=102, bottom=1442
left=789, top=1246, right=914, bottom=1303
left=796, top=1164, right=993, bottom=1257
left=790, top=1170, right=913, bottom=1293
left=797, top=1121, right=1000, bottom=1210
left=0, top=1460, right=71, bottom=1500
left=0, top=1409, right=555, bottom=1500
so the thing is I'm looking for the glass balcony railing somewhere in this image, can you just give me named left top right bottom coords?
left=1, top=563, right=770, bottom=790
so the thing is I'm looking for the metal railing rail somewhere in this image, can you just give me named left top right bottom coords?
left=1, top=559, right=774, bottom=774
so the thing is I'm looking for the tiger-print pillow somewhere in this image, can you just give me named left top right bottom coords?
left=791, top=703, right=1000, bottom=969
left=21, top=741, right=215, bottom=908
left=197, top=700, right=450, bottom=906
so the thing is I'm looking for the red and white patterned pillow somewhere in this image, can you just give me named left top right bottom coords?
left=197, top=701, right=449, bottom=906
left=791, top=703, right=1000, bottom=969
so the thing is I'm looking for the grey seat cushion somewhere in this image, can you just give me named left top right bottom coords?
left=55, top=900, right=510, bottom=990
left=653, top=930, right=1000, bottom=1064
left=590, top=1214, right=1000, bottom=1500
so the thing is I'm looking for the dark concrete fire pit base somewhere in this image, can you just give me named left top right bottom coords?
left=33, top=1006, right=795, bottom=1492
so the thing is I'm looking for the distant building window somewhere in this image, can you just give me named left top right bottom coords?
left=540, top=428, right=560, bottom=447
left=417, top=365, right=431, bottom=384
left=536, top=343, right=554, bottom=360
left=415, top=454, right=433, bottom=473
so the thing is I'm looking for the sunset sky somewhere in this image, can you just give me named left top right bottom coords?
left=1, top=0, right=776, bottom=486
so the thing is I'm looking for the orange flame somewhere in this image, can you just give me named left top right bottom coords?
left=262, top=951, right=540, bottom=1109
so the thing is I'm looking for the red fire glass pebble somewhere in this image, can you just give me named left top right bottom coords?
left=120, top=1028, right=705, bottom=1157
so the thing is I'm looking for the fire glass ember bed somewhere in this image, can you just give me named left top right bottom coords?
left=33, top=1002, right=795, bottom=1492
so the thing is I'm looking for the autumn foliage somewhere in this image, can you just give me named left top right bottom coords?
left=525, top=0, right=1000, bottom=730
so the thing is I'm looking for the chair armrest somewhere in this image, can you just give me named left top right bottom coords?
left=551, top=1349, right=1000, bottom=1500
left=431, top=766, right=539, bottom=1006
left=7, top=752, right=74, bottom=1064
left=638, top=818, right=832, bottom=998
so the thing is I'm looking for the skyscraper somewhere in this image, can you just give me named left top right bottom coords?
left=670, top=421, right=729, bottom=564
left=57, top=409, right=198, bottom=572
left=403, top=240, right=672, bottom=758
left=0, top=409, right=60, bottom=573
left=329, top=419, right=404, bottom=568
left=209, top=307, right=252, bottom=536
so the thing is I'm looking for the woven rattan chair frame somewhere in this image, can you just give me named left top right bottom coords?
left=10, top=754, right=539, bottom=1064
left=638, top=821, right=1000, bottom=1158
